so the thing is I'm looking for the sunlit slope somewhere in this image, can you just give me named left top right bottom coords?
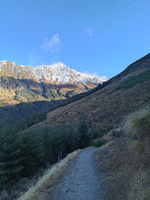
left=24, top=53, right=150, bottom=133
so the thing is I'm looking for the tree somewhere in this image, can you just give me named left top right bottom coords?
left=75, top=114, right=91, bottom=149
left=18, top=129, right=46, bottom=178
left=0, top=125, right=24, bottom=190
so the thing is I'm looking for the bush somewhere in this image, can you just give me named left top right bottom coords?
left=0, top=124, right=46, bottom=191
left=144, top=193, right=150, bottom=200
left=90, top=139, right=106, bottom=148
left=0, top=125, right=24, bottom=190
left=132, top=112, right=150, bottom=141
left=122, top=105, right=150, bottom=141
left=134, top=141, right=144, bottom=152
left=0, top=113, right=102, bottom=192
left=14, top=112, right=47, bottom=131
left=88, top=127, right=100, bottom=140
left=18, top=129, right=45, bottom=178
left=115, top=70, right=150, bottom=90
left=75, top=114, right=91, bottom=149
left=0, top=188, right=9, bottom=200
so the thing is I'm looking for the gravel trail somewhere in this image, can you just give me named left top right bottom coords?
left=50, top=147, right=104, bottom=200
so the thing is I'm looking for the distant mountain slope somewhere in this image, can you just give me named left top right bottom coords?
left=0, top=61, right=107, bottom=106
left=24, top=53, right=150, bottom=134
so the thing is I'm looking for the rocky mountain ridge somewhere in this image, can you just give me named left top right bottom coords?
left=0, top=60, right=106, bottom=85
left=0, top=60, right=107, bottom=106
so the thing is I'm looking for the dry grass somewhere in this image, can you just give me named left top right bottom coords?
left=1, top=105, right=150, bottom=200
left=17, top=106, right=150, bottom=200
left=16, top=148, right=83, bottom=200
left=95, top=137, right=150, bottom=200
left=94, top=106, right=150, bottom=200
left=23, top=78, right=150, bottom=135
left=122, top=104, right=150, bottom=141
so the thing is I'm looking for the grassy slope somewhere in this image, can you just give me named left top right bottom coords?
left=0, top=81, right=104, bottom=131
left=24, top=75, right=150, bottom=134
left=95, top=105, right=150, bottom=200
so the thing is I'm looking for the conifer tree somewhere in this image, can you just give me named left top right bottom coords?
left=41, top=127, right=55, bottom=165
left=0, top=125, right=24, bottom=190
left=19, top=129, right=46, bottom=178
left=76, top=114, right=91, bottom=149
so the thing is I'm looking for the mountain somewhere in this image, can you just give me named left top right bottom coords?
left=23, top=53, right=150, bottom=134
left=0, top=60, right=107, bottom=107
left=0, top=53, right=150, bottom=200
left=0, top=54, right=150, bottom=199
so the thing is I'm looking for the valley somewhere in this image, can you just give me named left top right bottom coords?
left=0, top=53, right=150, bottom=200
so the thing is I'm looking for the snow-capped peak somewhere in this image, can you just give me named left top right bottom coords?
left=32, top=62, right=107, bottom=84
left=0, top=60, right=107, bottom=85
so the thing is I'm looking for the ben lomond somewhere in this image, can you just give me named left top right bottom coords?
left=0, top=60, right=107, bottom=106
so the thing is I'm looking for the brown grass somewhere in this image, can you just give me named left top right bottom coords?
left=122, top=104, right=150, bottom=141
left=23, top=78, right=150, bottom=135
left=94, top=106, right=150, bottom=200
left=95, top=137, right=150, bottom=200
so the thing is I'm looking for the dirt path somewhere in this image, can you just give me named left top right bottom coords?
left=50, top=147, right=105, bottom=200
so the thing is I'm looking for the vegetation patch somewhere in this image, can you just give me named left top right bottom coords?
left=144, top=193, right=150, bottom=200
left=134, top=140, right=144, bottom=152
left=14, top=112, right=47, bottom=131
left=90, top=138, right=106, bottom=148
left=122, top=105, right=150, bottom=141
left=94, top=104, right=150, bottom=200
left=115, top=70, right=150, bottom=90
left=0, top=114, right=104, bottom=198
left=15, top=89, right=46, bottom=102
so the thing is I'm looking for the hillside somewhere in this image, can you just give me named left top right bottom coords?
left=16, top=53, right=150, bottom=200
left=24, top=53, right=150, bottom=134
left=0, top=80, right=110, bottom=130
left=0, top=53, right=150, bottom=200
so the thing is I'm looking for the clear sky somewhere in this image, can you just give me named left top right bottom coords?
left=0, top=0, right=149, bottom=79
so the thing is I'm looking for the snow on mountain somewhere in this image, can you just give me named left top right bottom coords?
left=0, top=60, right=109, bottom=106
left=32, top=62, right=107, bottom=84
left=0, top=60, right=107, bottom=85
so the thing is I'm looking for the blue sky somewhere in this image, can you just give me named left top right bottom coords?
left=0, top=0, right=149, bottom=79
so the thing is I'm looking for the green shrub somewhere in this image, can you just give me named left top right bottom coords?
left=90, top=139, right=106, bottom=148
left=41, top=127, right=63, bottom=163
left=115, top=70, right=150, bottom=90
left=0, top=126, right=24, bottom=190
left=15, top=89, right=46, bottom=102
left=132, top=112, right=150, bottom=141
left=75, top=114, right=91, bottom=149
left=134, top=141, right=144, bottom=152
left=0, top=113, right=102, bottom=192
left=0, top=124, right=46, bottom=191
left=18, top=129, right=45, bottom=178
left=88, top=127, right=100, bottom=140
left=14, top=112, right=47, bottom=131
left=144, top=193, right=150, bottom=200
left=122, top=105, right=150, bottom=141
